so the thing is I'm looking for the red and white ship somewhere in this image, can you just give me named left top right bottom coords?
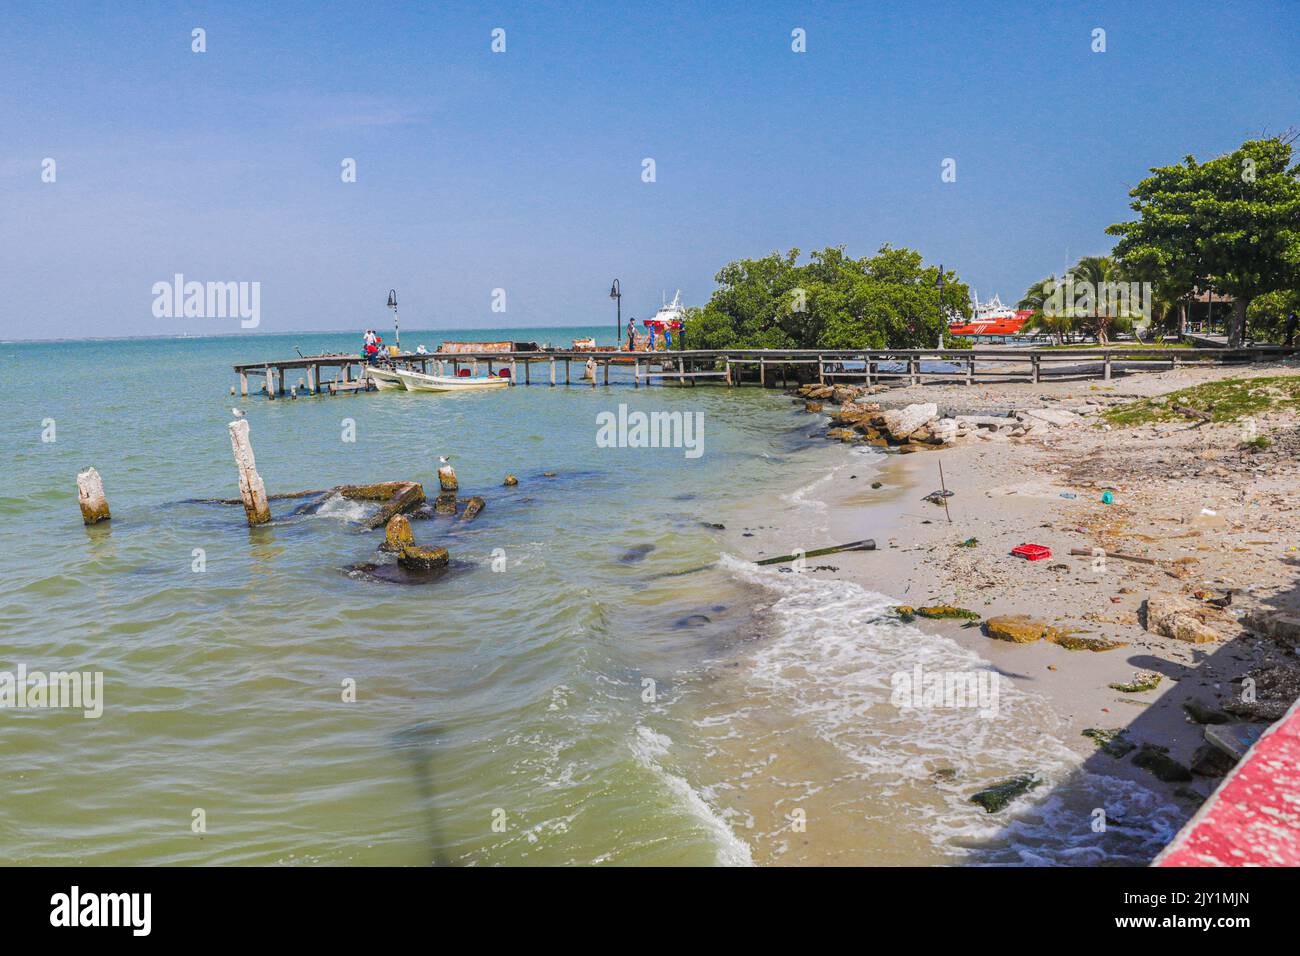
left=948, top=293, right=1032, bottom=337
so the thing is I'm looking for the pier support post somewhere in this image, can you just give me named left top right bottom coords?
left=818, top=355, right=824, bottom=385
left=239, top=372, right=248, bottom=397
left=966, top=354, right=974, bottom=385
left=550, top=357, right=556, bottom=386
left=306, top=365, right=316, bottom=395
left=1031, top=354, right=1041, bottom=384
left=760, top=357, right=766, bottom=387
left=565, top=358, right=570, bottom=385
left=265, top=366, right=275, bottom=400
left=76, top=467, right=111, bottom=525
left=603, top=360, right=609, bottom=386
left=525, top=360, right=530, bottom=385
left=1103, top=353, right=1112, bottom=380
left=725, top=359, right=732, bottom=386
left=865, top=354, right=873, bottom=386
left=227, top=419, right=271, bottom=526
left=511, top=358, right=517, bottom=385
left=910, top=356, right=919, bottom=386
left=634, top=362, right=640, bottom=388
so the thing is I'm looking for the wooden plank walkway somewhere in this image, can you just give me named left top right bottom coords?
left=232, top=345, right=1298, bottom=398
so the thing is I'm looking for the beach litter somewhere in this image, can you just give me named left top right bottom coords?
left=1011, top=543, right=1052, bottom=561
left=1101, top=491, right=1115, bottom=504
left=1068, top=546, right=1156, bottom=566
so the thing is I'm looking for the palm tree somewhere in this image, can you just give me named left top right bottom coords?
left=1018, top=275, right=1073, bottom=345
left=1070, top=255, right=1137, bottom=344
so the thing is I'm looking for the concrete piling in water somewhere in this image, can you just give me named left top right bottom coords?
left=76, top=467, right=111, bottom=525
left=438, top=460, right=458, bottom=492
left=227, top=418, right=272, bottom=526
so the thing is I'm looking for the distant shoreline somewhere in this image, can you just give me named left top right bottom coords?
left=0, top=325, right=607, bottom=346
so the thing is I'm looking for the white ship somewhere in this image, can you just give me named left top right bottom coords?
left=645, top=290, right=686, bottom=332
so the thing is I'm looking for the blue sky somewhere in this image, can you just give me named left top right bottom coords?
left=2, top=0, right=1296, bottom=339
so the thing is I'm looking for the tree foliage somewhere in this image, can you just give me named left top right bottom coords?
left=1108, top=137, right=1300, bottom=346
left=684, top=246, right=971, bottom=351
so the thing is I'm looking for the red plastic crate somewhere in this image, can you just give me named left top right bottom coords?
left=1011, top=544, right=1052, bottom=561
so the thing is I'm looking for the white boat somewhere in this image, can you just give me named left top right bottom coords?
left=393, top=368, right=510, bottom=392
left=646, top=290, right=687, bottom=332
left=365, top=366, right=407, bottom=390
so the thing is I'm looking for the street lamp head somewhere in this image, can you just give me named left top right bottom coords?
left=387, top=289, right=397, bottom=310
left=935, top=265, right=945, bottom=290
left=609, top=279, right=620, bottom=299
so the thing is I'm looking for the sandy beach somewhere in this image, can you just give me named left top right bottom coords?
left=762, top=359, right=1300, bottom=854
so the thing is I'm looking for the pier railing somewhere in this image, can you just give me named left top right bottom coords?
left=232, top=345, right=1297, bottom=397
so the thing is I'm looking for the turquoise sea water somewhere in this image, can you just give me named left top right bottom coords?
left=0, top=328, right=844, bottom=864
left=0, top=329, right=1179, bottom=865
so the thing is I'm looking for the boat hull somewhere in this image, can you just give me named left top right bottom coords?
left=394, top=369, right=510, bottom=392
left=365, top=367, right=407, bottom=390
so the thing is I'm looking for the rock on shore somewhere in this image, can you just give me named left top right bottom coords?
left=795, top=381, right=1095, bottom=453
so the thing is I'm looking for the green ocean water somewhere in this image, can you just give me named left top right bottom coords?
left=0, top=327, right=846, bottom=864
left=0, top=329, right=1183, bottom=865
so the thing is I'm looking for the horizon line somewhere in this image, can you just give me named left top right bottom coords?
left=0, top=324, right=611, bottom=346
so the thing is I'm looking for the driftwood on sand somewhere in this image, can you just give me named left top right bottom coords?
left=755, top=539, right=877, bottom=566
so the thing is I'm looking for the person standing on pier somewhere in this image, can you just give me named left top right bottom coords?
left=626, top=317, right=635, bottom=351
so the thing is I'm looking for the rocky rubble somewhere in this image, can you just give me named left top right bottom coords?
left=796, top=382, right=1095, bottom=451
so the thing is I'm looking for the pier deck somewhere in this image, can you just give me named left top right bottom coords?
left=232, top=345, right=1298, bottom=398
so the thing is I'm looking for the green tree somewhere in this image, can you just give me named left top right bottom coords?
left=684, top=245, right=971, bottom=353
left=1109, top=137, right=1300, bottom=347
left=1247, top=289, right=1300, bottom=344
left=1017, top=275, right=1073, bottom=345
left=1068, top=255, right=1135, bottom=344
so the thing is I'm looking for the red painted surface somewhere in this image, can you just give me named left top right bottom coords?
left=947, top=311, right=1031, bottom=336
left=1011, top=544, right=1053, bottom=561
left=1156, top=696, right=1300, bottom=866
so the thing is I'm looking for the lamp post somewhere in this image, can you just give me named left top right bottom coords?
left=609, top=279, right=622, bottom=349
left=387, top=289, right=399, bottom=351
left=935, top=265, right=945, bottom=350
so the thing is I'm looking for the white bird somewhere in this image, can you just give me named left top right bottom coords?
left=439, top=455, right=450, bottom=465
left=231, top=408, right=246, bottom=419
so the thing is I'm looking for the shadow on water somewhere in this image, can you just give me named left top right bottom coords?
left=389, top=722, right=450, bottom=867
left=969, top=558, right=1300, bottom=866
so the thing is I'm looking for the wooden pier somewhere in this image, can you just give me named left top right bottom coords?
left=232, top=345, right=1298, bottom=398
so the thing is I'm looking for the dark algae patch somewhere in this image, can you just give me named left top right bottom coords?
left=1132, top=743, right=1193, bottom=783
left=969, top=774, right=1040, bottom=813
left=1082, top=727, right=1137, bottom=758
